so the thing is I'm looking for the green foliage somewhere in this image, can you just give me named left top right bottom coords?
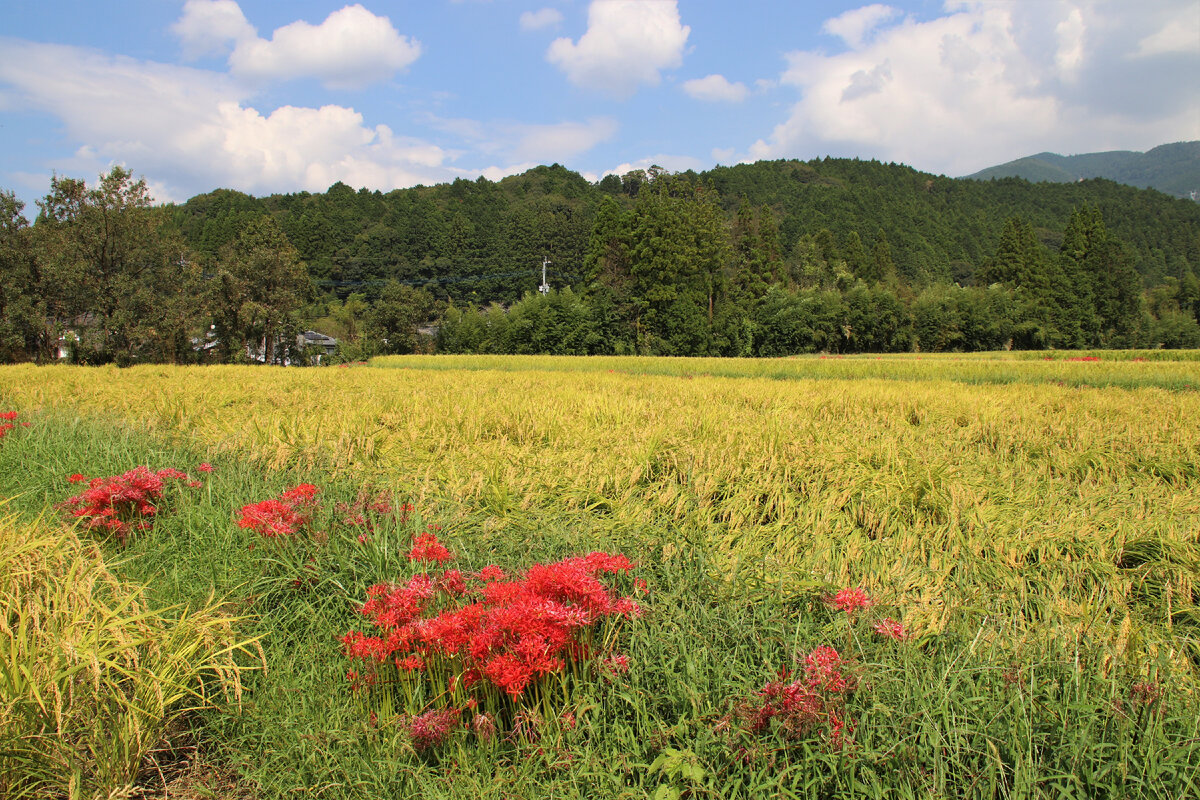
left=3, top=157, right=1200, bottom=363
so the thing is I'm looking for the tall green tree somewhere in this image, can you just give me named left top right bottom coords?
left=0, top=191, right=46, bottom=361
left=215, top=216, right=311, bottom=363
left=34, top=166, right=193, bottom=364
left=366, top=282, right=435, bottom=354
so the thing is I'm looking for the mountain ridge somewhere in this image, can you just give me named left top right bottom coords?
left=966, top=142, right=1200, bottom=199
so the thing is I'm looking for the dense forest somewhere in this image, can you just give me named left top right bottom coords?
left=2, top=156, right=1199, bottom=364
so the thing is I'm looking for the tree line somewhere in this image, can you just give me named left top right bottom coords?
left=2, top=159, right=1198, bottom=365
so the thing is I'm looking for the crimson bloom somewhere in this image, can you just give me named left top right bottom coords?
left=828, top=587, right=873, bottom=615
left=408, top=532, right=454, bottom=563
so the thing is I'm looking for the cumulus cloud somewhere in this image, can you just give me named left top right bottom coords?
left=173, top=2, right=421, bottom=90
left=172, top=0, right=256, bottom=59
left=682, top=74, right=749, bottom=103
left=547, top=0, right=690, bottom=98
left=520, top=8, right=564, bottom=31
left=744, top=1, right=1200, bottom=176
left=0, top=38, right=450, bottom=200
left=822, top=4, right=900, bottom=48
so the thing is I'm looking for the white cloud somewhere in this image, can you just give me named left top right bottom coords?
left=1133, top=14, right=1200, bottom=58
left=547, top=0, right=690, bottom=98
left=1055, top=7, right=1086, bottom=79
left=822, top=4, right=900, bottom=48
left=682, top=74, right=749, bottom=103
left=0, top=38, right=452, bottom=200
left=228, top=4, right=421, bottom=90
left=172, top=0, right=256, bottom=59
left=520, top=8, right=564, bottom=31
left=743, top=2, right=1200, bottom=176
left=173, top=2, right=420, bottom=90
left=509, top=118, right=618, bottom=162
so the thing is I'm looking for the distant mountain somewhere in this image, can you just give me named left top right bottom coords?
left=966, top=142, right=1200, bottom=199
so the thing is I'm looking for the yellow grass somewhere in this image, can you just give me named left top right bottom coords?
left=0, top=512, right=256, bottom=799
left=2, top=356, right=1199, bottom=677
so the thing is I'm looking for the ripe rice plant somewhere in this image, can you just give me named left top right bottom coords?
left=0, top=513, right=257, bottom=799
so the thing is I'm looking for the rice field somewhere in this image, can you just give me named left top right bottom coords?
left=2, top=353, right=1199, bottom=798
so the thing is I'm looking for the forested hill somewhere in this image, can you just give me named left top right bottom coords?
left=966, top=141, right=1200, bottom=199
left=173, top=157, right=1200, bottom=305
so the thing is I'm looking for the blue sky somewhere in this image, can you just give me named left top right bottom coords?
left=2, top=0, right=1197, bottom=207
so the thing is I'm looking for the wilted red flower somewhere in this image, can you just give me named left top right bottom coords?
left=472, top=712, right=496, bottom=741
left=1131, top=681, right=1163, bottom=705
left=407, top=708, right=460, bottom=751
left=602, top=654, right=630, bottom=675
left=873, top=617, right=907, bottom=641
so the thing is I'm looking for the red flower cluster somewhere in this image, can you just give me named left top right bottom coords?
left=740, top=645, right=856, bottom=749
left=342, top=549, right=641, bottom=702
left=827, top=587, right=873, bottom=615
left=237, top=484, right=319, bottom=537
left=62, top=466, right=198, bottom=542
left=1067, top=356, right=1101, bottom=362
left=409, top=531, right=454, bottom=563
left=0, top=410, right=25, bottom=438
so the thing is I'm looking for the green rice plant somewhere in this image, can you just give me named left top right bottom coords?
left=0, top=512, right=258, bottom=799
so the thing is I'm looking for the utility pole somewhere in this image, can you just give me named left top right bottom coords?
left=539, top=256, right=551, bottom=295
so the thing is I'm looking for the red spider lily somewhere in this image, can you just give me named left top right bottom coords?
left=872, top=617, right=908, bottom=641
left=406, top=708, right=461, bottom=752
left=343, top=548, right=644, bottom=712
left=61, top=466, right=198, bottom=542
left=0, top=411, right=24, bottom=439
left=196, top=462, right=214, bottom=473
left=237, top=484, right=319, bottom=537
left=828, top=587, right=873, bottom=615
left=409, top=532, right=454, bottom=563
left=397, top=654, right=426, bottom=671
left=68, top=473, right=88, bottom=483
left=0, top=410, right=21, bottom=438
left=739, top=645, right=855, bottom=748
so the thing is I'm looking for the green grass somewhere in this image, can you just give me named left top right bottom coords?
left=1, top=409, right=1197, bottom=799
